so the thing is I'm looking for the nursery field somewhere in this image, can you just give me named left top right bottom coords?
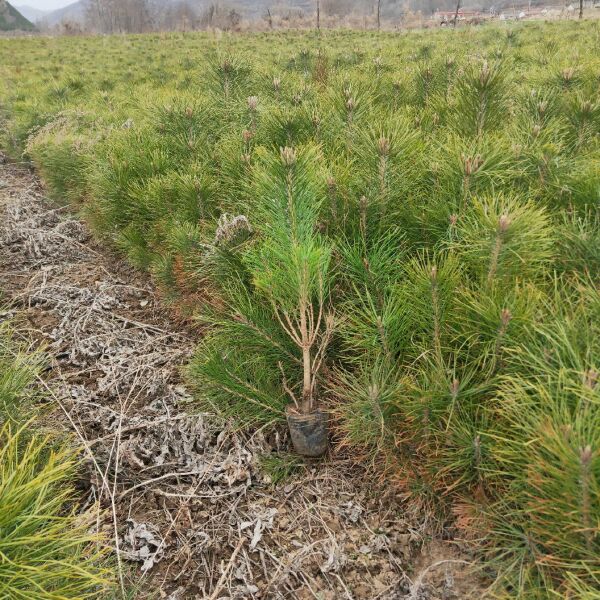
left=0, top=20, right=599, bottom=599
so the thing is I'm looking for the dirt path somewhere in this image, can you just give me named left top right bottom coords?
left=0, top=157, right=483, bottom=600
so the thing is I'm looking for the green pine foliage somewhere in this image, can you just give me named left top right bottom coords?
left=0, top=319, right=112, bottom=598
left=1, top=21, right=599, bottom=598
left=0, top=423, right=110, bottom=599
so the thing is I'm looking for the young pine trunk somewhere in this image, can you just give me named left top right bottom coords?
left=300, top=306, right=313, bottom=413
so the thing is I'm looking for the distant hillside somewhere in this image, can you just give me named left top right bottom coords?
left=0, top=0, right=35, bottom=30
left=13, top=4, right=50, bottom=22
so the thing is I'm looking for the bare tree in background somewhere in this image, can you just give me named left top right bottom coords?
left=579, top=0, right=583, bottom=18
left=316, top=0, right=320, bottom=29
left=453, top=0, right=461, bottom=26
left=86, top=0, right=150, bottom=33
left=201, top=4, right=215, bottom=28
left=377, top=0, right=381, bottom=30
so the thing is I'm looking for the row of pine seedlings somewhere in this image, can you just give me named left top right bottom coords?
left=14, top=23, right=599, bottom=597
left=0, top=317, right=110, bottom=597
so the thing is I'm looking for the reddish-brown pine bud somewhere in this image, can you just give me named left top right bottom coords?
left=462, top=154, right=484, bottom=176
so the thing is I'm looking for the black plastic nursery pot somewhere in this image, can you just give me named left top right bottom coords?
left=286, top=406, right=328, bottom=457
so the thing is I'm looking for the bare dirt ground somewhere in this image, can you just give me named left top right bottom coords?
left=0, top=156, right=486, bottom=599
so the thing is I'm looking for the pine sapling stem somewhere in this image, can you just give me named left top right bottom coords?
left=300, top=307, right=313, bottom=414
left=580, top=445, right=593, bottom=552
left=492, top=308, right=512, bottom=373
left=487, top=214, right=510, bottom=286
left=359, top=195, right=368, bottom=240
left=430, top=266, right=443, bottom=364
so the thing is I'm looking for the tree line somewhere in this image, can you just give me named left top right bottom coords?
left=79, top=0, right=585, bottom=34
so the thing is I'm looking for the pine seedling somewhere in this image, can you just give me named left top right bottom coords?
left=351, top=117, right=425, bottom=227
left=510, top=115, right=570, bottom=203
left=450, top=282, right=542, bottom=376
left=162, top=220, right=208, bottom=298
left=451, top=60, right=510, bottom=138
left=565, top=93, right=600, bottom=151
left=522, top=89, right=558, bottom=128
left=556, top=211, right=600, bottom=276
left=337, top=223, right=409, bottom=365
left=553, top=65, right=580, bottom=92
left=87, top=127, right=172, bottom=235
left=397, top=251, right=462, bottom=364
left=115, top=225, right=155, bottom=270
left=191, top=145, right=334, bottom=421
left=208, top=53, right=253, bottom=102
left=487, top=374, right=600, bottom=596
left=149, top=97, right=218, bottom=155
left=245, top=146, right=334, bottom=413
left=434, top=404, right=493, bottom=498
left=328, top=360, right=403, bottom=464
left=25, top=113, right=92, bottom=203
left=510, top=283, right=599, bottom=387
left=423, top=134, right=516, bottom=236
left=399, top=347, right=496, bottom=492
left=211, top=127, right=257, bottom=211
left=259, top=103, right=315, bottom=148
left=413, top=57, right=455, bottom=109
left=452, top=193, right=554, bottom=288
left=321, top=77, right=378, bottom=155
left=340, top=287, right=407, bottom=367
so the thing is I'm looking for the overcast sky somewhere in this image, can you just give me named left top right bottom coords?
left=14, top=0, right=74, bottom=10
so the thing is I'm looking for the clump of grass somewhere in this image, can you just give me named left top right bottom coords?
left=260, top=452, right=305, bottom=485
left=0, top=423, right=111, bottom=599
left=0, top=320, right=43, bottom=425
left=0, top=319, right=112, bottom=598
